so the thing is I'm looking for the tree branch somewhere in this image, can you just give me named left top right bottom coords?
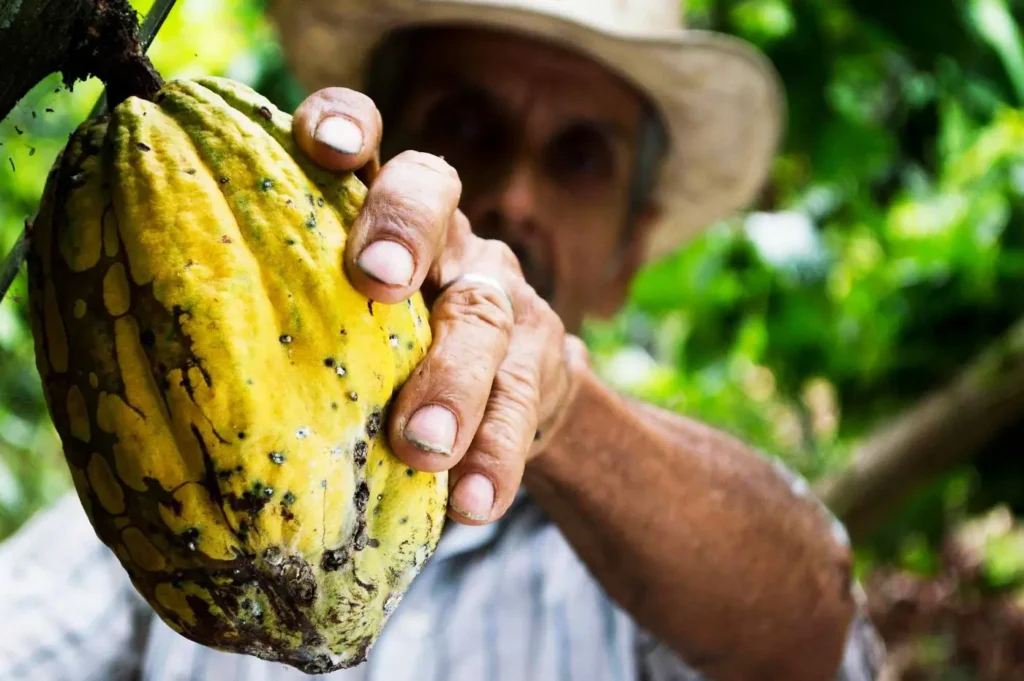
left=815, top=318, right=1024, bottom=543
left=0, top=0, right=161, bottom=122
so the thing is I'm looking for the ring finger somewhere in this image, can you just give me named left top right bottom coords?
left=388, top=270, right=517, bottom=471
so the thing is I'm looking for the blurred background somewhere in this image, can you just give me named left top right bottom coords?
left=3, top=0, right=1024, bottom=677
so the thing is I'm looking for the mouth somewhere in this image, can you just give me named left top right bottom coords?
left=506, top=239, right=556, bottom=304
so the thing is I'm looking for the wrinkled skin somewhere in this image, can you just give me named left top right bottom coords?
left=289, top=27, right=864, bottom=681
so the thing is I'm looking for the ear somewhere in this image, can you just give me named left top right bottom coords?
left=590, top=202, right=662, bottom=318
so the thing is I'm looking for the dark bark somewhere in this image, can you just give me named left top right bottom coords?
left=0, top=0, right=161, bottom=122
left=815, top=318, right=1024, bottom=542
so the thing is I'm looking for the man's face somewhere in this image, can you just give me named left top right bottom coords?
left=381, top=28, right=659, bottom=332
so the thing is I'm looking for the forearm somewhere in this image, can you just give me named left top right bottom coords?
left=523, top=368, right=857, bottom=681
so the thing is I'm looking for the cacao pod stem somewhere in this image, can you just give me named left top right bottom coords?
left=0, top=0, right=175, bottom=306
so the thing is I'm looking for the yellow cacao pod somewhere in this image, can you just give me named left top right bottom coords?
left=25, top=76, right=447, bottom=673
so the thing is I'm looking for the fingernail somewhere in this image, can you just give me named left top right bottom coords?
left=315, top=116, right=364, bottom=155
left=404, top=405, right=457, bottom=456
left=358, top=241, right=415, bottom=287
left=451, top=474, right=494, bottom=521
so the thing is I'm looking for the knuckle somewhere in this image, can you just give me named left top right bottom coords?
left=474, top=418, right=530, bottom=471
left=485, top=239, right=522, bottom=273
left=437, top=286, right=514, bottom=336
left=494, top=361, right=539, bottom=414
left=394, top=150, right=460, bottom=182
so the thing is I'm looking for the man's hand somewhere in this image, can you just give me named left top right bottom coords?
left=293, top=88, right=588, bottom=525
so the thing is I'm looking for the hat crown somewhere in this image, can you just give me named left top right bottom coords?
left=419, top=0, right=684, bottom=34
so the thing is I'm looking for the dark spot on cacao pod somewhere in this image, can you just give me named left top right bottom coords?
left=237, top=432, right=245, bottom=440
left=282, top=491, right=296, bottom=505
left=407, top=341, right=414, bottom=350
left=181, top=527, right=200, bottom=552
left=320, top=548, right=348, bottom=572
left=303, top=631, right=327, bottom=649
left=353, top=441, right=368, bottom=466
left=340, top=328, right=347, bottom=336
left=406, top=469, right=414, bottom=477
left=184, top=169, right=197, bottom=175
left=219, top=177, right=229, bottom=184
left=262, top=546, right=283, bottom=565
left=237, top=522, right=250, bottom=541
left=279, top=334, right=292, bottom=344
left=321, top=480, right=327, bottom=488
left=282, top=556, right=317, bottom=605
left=534, top=429, right=542, bottom=441
left=14, top=125, right=23, bottom=135
left=263, top=486, right=274, bottom=498
left=261, top=179, right=274, bottom=191
left=323, top=357, right=335, bottom=367
left=354, top=531, right=368, bottom=552
left=373, top=506, right=381, bottom=516
left=354, top=482, right=369, bottom=512
left=367, top=538, right=380, bottom=548
left=378, top=460, right=383, bottom=467
left=348, top=391, right=358, bottom=402
left=268, top=451, right=285, bottom=465
left=136, top=142, right=151, bottom=152
left=367, top=300, right=374, bottom=316
left=285, top=238, right=296, bottom=246
left=366, top=409, right=382, bottom=438
left=306, top=213, right=317, bottom=229
left=400, top=517, right=408, bottom=524
left=317, top=197, right=325, bottom=207
left=330, top=402, right=338, bottom=410
left=257, top=106, right=272, bottom=121
left=46, top=108, right=54, bottom=113
left=140, top=329, right=156, bottom=347
left=306, top=193, right=315, bottom=207
left=219, top=235, right=232, bottom=244
left=70, top=172, right=87, bottom=188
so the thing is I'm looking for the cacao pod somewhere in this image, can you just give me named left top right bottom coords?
left=25, top=77, right=447, bottom=674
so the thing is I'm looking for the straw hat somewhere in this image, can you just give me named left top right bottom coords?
left=267, top=0, right=785, bottom=261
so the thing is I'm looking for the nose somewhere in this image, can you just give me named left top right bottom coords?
left=467, top=161, right=539, bottom=232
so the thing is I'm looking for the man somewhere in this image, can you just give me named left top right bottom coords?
left=0, top=1, right=886, bottom=680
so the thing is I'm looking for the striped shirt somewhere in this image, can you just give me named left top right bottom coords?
left=0, top=457, right=885, bottom=681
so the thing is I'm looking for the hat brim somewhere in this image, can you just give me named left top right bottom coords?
left=268, top=0, right=785, bottom=261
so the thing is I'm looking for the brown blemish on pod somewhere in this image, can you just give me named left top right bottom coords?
left=102, top=204, right=119, bottom=257
left=43, top=281, right=68, bottom=373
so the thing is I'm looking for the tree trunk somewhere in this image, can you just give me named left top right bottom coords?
left=0, top=0, right=161, bottom=122
left=815, top=318, right=1024, bottom=542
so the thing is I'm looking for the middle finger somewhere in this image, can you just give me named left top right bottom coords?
left=344, top=150, right=462, bottom=305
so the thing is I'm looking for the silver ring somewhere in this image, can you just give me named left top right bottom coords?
left=440, top=272, right=514, bottom=315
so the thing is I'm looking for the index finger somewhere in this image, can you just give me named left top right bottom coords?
left=292, top=87, right=383, bottom=173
